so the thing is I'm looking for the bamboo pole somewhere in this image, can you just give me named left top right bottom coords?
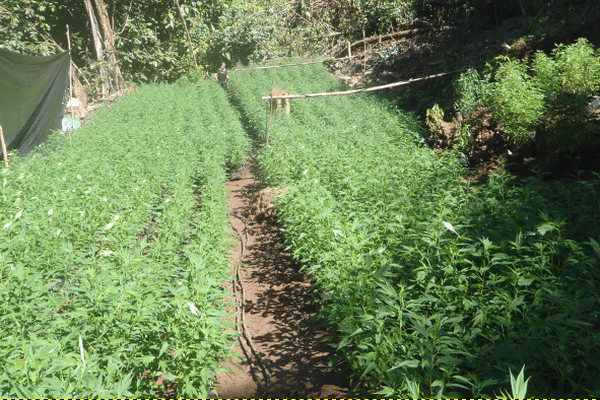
left=261, top=67, right=478, bottom=101
left=362, top=27, right=366, bottom=87
left=0, top=124, right=8, bottom=168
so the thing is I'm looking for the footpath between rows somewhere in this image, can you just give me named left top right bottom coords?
left=213, top=159, right=350, bottom=398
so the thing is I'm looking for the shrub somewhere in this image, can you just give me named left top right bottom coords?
left=532, top=38, right=600, bottom=149
left=533, top=38, right=600, bottom=96
left=486, top=57, right=545, bottom=146
left=454, top=121, right=475, bottom=152
left=454, top=39, right=600, bottom=150
left=425, top=103, right=445, bottom=139
left=454, top=68, right=489, bottom=151
left=454, top=68, right=488, bottom=120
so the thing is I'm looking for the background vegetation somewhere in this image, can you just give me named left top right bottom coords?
left=2, top=0, right=596, bottom=91
left=454, top=38, right=600, bottom=150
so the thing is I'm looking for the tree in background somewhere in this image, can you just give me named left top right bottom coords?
left=82, top=0, right=124, bottom=97
left=0, top=0, right=229, bottom=90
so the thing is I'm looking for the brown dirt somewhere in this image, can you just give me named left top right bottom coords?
left=213, top=161, right=350, bottom=399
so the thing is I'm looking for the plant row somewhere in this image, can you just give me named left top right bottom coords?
left=230, top=62, right=600, bottom=397
left=0, top=80, right=250, bottom=397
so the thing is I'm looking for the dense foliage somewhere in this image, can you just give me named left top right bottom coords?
left=0, top=81, right=249, bottom=397
left=0, top=0, right=60, bottom=56
left=230, top=62, right=600, bottom=397
left=0, top=0, right=231, bottom=83
left=0, top=0, right=424, bottom=84
left=2, top=0, right=598, bottom=87
left=454, top=38, right=600, bottom=149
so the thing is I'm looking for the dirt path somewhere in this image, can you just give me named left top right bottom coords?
left=213, top=162, right=350, bottom=398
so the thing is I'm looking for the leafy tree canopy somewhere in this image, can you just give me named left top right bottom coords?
left=2, top=0, right=596, bottom=86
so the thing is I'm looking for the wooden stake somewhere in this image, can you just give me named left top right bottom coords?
left=0, top=124, right=8, bottom=168
left=66, top=24, right=73, bottom=149
left=266, top=68, right=276, bottom=145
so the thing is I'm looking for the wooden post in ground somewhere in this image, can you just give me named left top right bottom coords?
left=0, top=124, right=8, bottom=168
left=362, top=27, right=366, bottom=87
left=266, top=68, right=276, bottom=145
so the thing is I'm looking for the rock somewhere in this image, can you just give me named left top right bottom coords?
left=588, top=96, right=600, bottom=113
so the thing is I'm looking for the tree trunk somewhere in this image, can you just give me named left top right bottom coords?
left=84, top=0, right=124, bottom=98
left=93, top=0, right=124, bottom=91
left=83, top=0, right=107, bottom=97
left=173, top=0, right=198, bottom=69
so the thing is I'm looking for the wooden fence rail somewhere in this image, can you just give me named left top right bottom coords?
left=260, top=69, right=471, bottom=101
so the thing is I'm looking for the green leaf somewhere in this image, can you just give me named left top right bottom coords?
left=536, top=222, right=557, bottom=236
left=504, top=365, right=530, bottom=399
left=388, top=358, right=420, bottom=372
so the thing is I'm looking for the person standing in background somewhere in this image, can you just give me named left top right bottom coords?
left=214, top=62, right=229, bottom=88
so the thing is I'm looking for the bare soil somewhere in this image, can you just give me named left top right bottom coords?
left=213, top=161, right=350, bottom=399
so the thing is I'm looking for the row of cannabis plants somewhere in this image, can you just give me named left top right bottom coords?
left=0, top=80, right=249, bottom=397
left=229, top=62, right=600, bottom=397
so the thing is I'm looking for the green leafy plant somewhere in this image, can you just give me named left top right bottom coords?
left=499, top=366, right=530, bottom=399
left=231, top=61, right=600, bottom=398
left=487, top=56, right=545, bottom=145
left=425, top=103, right=445, bottom=139
left=453, top=118, right=475, bottom=152
left=454, top=39, right=600, bottom=150
left=0, top=80, right=249, bottom=397
left=532, top=37, right=600, bottom=148
left=454, top=68, right=488, bottom=120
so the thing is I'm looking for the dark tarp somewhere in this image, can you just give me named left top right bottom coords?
left=0, top=48, right=70, bottom=156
